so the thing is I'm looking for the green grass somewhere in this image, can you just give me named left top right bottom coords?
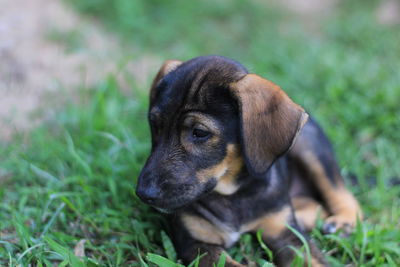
left=1, top=0, right=400, bottom=266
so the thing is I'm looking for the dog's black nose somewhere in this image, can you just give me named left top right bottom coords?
left=136, top=186, right=159, bottom=205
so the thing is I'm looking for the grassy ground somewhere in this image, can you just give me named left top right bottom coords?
left=1, top=0, right=400, bottom=266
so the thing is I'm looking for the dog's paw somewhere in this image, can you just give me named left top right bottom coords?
left=224, top=258, right=248, bottom=267
left=322, top=215, right=356, bottom=235
left=225, top=262, right=247, bottom=267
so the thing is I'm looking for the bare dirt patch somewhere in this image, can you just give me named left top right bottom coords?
left=376, top=0, right=400, bottom=25
left=0, top=0, right=159, bottom=140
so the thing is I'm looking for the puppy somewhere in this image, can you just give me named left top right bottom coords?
left=136, top=56, right=362, bottom=266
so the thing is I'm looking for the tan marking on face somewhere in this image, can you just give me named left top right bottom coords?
left=301, top=150, right=362, bottom=224
left=242, top=206, right=292, bottom=239
left=181, top=214, right=239, bottom=247
left=181, top=113, right=221, bottom=154
left=292, top=196, right=328, bottom=231
left=196, top=144, right=244, bottom=195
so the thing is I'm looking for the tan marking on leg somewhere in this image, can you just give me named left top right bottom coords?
left=225, top=256, right=247, bottom=267
left=197, top=144, right=244, bottom=195
left=181, top=214, right=240, bottom=247
left=243, top=206, right=328, bottom=266
left=181, top=214, right=224, bottom=245
left=294, top=242, right=328, bottom=267
left=242, top=206, right=291, bottom=238
left=292, top=196, right=328, bottom=231
left=323, top=189, right=362, bottom=233
left=182, top=243, right=246, bottom=267
left=309, top=255, right=328, bottom=267
left=302, top=151, right=362, bottom=230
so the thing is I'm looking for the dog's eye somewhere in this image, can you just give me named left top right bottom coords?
left=192, top=128, right=211, bottom=139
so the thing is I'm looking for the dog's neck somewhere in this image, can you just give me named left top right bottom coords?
left=212, top=164, right=250, bottom=195
left=212, top=159, right=281, bottom=196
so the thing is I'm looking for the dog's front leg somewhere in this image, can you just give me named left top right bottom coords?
left=171, top=214, right=246, bottom=267
left=251, top=205, right=328, bottom=267
left=179, top=242, right=246, bottom=267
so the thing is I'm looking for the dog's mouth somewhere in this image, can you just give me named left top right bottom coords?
left=147, top=182, right=217, bottom=213
left=136, top=187, right=196, bottom=213
left=137, top=177, right=218, bottom=213
left=154, top=207, right=174, bottom=214
left=149, top=198, right=193, bottom=213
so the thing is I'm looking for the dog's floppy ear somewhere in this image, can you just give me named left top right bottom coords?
left=230, top=74, right=308, bottom=177
left=150, top=60, right=182, bottom=104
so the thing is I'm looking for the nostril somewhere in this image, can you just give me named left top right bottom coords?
left=136, top=186, right=159, bottom=205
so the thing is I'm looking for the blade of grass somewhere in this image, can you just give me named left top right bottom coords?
left=146, top=253, right=184, bottom=267
left=256, top=229, right=273, bottom=262
left=65, top=132, right=92, bottom=177
left=40, top=203, right=65, bottom=238
left=161, top=230, right=177, bottom=262
left=17, top=243, right=45, bottom=262
left=285, top=224, right=311, bottom=267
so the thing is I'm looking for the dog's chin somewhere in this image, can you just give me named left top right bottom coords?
left=150, top=195, right=200, bottom=214
left=151, top=201, right=191, bottom=214
left=154, top=207, right=174, bottom=214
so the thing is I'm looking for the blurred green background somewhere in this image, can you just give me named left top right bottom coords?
left=1, top=0, right=399, bottom=266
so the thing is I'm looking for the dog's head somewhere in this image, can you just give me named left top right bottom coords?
left=136, top=56, right=308, bottom=212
